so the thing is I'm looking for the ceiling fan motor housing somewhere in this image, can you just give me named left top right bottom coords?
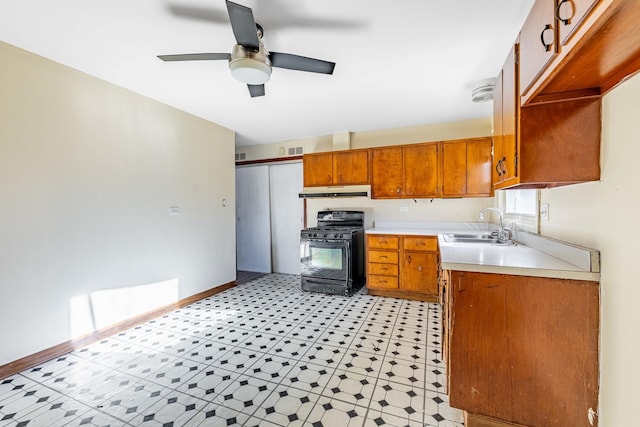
left=229, top=42, right=272, bottom=85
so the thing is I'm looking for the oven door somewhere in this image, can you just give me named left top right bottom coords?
left=300, top=238, right=351, bottom=288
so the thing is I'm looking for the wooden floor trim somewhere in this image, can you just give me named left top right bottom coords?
left=0, top=281, right=236, bottom=380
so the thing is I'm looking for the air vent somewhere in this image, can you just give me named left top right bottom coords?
left=235, top=152, right=247, bottom=161
left=288, top=146, right=304, bottom=155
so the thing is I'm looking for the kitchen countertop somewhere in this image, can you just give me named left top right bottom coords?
left=365, top=221, right=600, bottom=281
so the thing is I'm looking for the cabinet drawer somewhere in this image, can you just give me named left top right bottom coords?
left=368, top=236, right=399, bottom=249
left=368, top=262, right=399, bottom=276
left=368, top=250, right=399, bottom=264
left=403, top=236, right=437, bottom=252
left=368, top=275, right=399, bottom=290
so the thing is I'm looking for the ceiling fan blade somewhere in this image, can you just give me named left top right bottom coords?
left=158, top=53, right=231, bottom=62
left=248, top=84, right=265, bottom=97
left=226, top=0, right=260, bottom=51
left=269, top=52, right=335, bottom=74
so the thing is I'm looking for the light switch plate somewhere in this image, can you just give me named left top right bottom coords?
left=540, top=203, right=549, bottom=221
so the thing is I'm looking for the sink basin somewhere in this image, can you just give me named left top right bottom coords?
left=442, top=233, right=503, bottom=244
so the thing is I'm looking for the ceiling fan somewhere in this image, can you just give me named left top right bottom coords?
left=158, top=0, right=336, bottom=98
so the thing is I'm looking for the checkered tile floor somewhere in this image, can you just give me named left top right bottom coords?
left=0, top=274, right=464, bottom=426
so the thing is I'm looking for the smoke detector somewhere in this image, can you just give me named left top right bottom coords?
left=472, top=78, right=497, bottom=103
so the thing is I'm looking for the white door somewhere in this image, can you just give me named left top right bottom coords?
left=236, top=166, right=271, bottom=273
left=269, top=163, right=304, bottom=274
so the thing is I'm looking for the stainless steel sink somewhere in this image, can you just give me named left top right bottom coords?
left=442, top=233, right=504, bottom=244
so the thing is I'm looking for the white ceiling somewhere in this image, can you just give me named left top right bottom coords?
left=0, top=0, right=534, bottom=147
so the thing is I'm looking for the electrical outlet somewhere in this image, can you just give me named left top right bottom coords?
left=540, top=203, right=549, bottom=221
left=399, top=206, right=409, bottom=213
left=169, top=206, right=179, bottom=215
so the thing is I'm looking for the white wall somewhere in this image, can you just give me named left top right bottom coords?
left=0, top=42, right=236, bottom=365
left=538, top=74, right=640, bottom=426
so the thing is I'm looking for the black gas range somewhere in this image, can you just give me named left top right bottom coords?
left=300, top=210, right=365, bottom=296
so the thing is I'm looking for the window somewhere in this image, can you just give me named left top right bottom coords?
left=496, top=189, right=539, bottom=234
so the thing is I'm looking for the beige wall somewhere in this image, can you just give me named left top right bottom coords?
left=0, top=42, right=236, bottom=365
left=237, top=118, right=492, bottom=161
left=539, top=74, right=640, bottom=425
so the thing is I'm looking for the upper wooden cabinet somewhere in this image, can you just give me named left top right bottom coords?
left=519, top=0, right=558, bottom=96
left=371, top=146, right=404, bottom=198
left=303, top=149, right=369, bottom=187
left=557, top=0, right=600, bottom=45
left=302, top=140, right=492, bottom=198
left=404, top=143, right=440, bottom=198
left=520, top=0, right=640, bottom=104
left=303, top=152, right=333, bottom=186
left=441, top=138, right=492, bottom=197
left=493, top=43, right=601, bottom=190
left=333, top=150, right=370, bottom=184
left=493, top=46, right=520, bottom=189
left=372, top=143, right=440, bottom=199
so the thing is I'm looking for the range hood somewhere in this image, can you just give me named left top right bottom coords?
left=298, top=185, right=371, bottom=198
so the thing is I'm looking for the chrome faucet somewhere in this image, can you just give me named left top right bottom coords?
left=479, top=207, right=511, bottom=243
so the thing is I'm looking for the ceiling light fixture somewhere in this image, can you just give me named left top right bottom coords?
left=228, top=24, right=272, bottom=85
left=471, top=78, right=497, bottom=103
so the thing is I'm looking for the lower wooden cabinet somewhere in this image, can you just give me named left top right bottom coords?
left=445, top=270, right=599, bottom=427
left=366, top=234, right=438, bottom=301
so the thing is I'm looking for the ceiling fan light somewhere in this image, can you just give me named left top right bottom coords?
left=230, top=58, right=272, bottom=85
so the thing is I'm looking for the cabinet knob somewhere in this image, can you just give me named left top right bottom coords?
left=540, top=24, right=554, bottom=52
left=556, top=0, right=574, bottom=26
left=396, top=187, right=401, bottom=194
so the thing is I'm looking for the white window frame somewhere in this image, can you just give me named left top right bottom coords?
left=496, top=189, right=540, bottom=234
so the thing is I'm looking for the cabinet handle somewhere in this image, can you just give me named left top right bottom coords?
left=379, top=255, right=388, bottom=259
left=556, top=0, right=574, bottom=26
left=379, top=279, right=388, bottom=283
left=418, top=266, right=423, bottom=272
left=500, top=156, right=507, bottom=175
left=495, top=161, right=503, bottom=176
left=408, top=255, right=412, bottom=264
left=381, top=267, right=388, bottom=271
left=379, top=240, right=387, bottom=244
left=540, top=24, right=554, bottom=52
left=417, top=241, right=425, bottom=246
left=396, top=187, right=401, bottom=194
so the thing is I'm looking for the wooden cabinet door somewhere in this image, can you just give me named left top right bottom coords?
left=448, top=271, right=599, bottom=426
left=303, top=153, right=333, bottom=186
left=441, top=140, right=467, bottom=197
left=557, top=0, right=600, bottom=45
left=519, top=0, right=557, bottom=96
left=497, top=45, right=519, bottom=188
left=401, top=252, right=438, bottom=294
left=372, top=147, right=403, bottom=198
left=466, top=138, right=492, bottom=196
left=404, top=143, right=440, bottom=198
left=334, top=150, right=369, bottom=185
left=493, top=70, right=504, bottom=187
